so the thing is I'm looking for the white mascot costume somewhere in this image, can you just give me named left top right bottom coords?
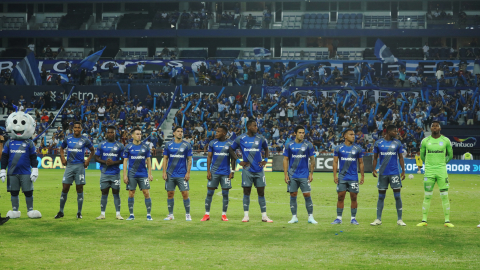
left=1, top=110, right=42, bottom=219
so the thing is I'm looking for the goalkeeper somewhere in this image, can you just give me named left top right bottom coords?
left=417, top=121, right=454, bottom=228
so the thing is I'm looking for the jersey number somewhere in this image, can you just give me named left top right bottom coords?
left=144, top=179, right=149, bottom=186
left=263, top=176, right=266, bottom=184
left=114, top=180, right=120, bottom=186
left=391, top=176, right=399, bottom=184
left=351, top=183, right=359, bottom=189
left=224, top=178, right=231, bottom=185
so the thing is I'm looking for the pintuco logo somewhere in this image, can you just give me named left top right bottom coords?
left=451, top=137, right=477, bottom=148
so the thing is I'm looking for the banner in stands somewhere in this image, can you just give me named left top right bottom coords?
left=272, top=155, right=374, bottom=173
left=403, top=158, right=480, bottom=174
left=35, top=155, right=273, bottom=172
left=0, top=59, right=474, bottom=81
left=446, top=136, right=480, bottom=149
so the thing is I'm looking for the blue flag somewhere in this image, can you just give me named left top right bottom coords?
left=253, top=47, right=271, bottom=57
left=11, top=52, right=42, bottom=85
left=76, top=47, right=106, bottom=71
left=374, top=39, right=405, bottom=66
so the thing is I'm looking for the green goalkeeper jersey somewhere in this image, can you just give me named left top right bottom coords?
left=420, top=135, right=453, bottom=178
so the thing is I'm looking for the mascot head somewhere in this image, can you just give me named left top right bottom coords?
left=5, top=110, right=36, bottom=140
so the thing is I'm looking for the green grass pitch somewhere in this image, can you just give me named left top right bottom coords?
left=1, top=170, right=480, bottom=269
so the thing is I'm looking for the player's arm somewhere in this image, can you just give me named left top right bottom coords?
left=162, top=155, right=168, bottom=180
left=260, top=140, right=269, bottom=168
left=372, top=153, right=378, bottom=178
left=85, top=146, right=95, bottom=168
left=308, top=155, right=315, bottom=183
left=283, top=156, right=290, bottom=183
left=60, top=146, right=67, bottom=166
left=185, top=156, right=192, bottom=181
left=229, top=150, right=237, bottom=180
left=333, top=156, right=339, bottom=184
left=358, top=157, right=364, bottom=185
left=446, top=139, right=453, bottom=163
left=206, top=151, right=213, bottom=180
left=398, top=152, right=406, bottom=180
left=420, top=139, right=426, bottom=163
left=123, top=157, right=129, bottom=184
left=146, top=157, right=153, bottom=181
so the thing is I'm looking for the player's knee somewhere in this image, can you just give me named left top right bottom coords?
left=257, top=190, right=265, bottom=197
left=207, top=189, right=215, bottom=196
left=10, top=190, right=20, bottom=197
left=303, top=192, right=311, bottom=198
left=439, top=189, right=448, bottom=193
left=337, top=194, right=345, bottom=201
left=142, top=190, right=150, bottom=198
left=181, top=191, right=189, bottom=199
left=23, top=191, right=33, bottom=197
left=167, top=191, right=175, bottom=198
left=111, top=188, right=120, bottom=195
left=101, top=188, right=110, bottom=196
left=76, top=186, right=84, bottom=193
left=290, top=192, right=298, bottom=197
left=350, top=194, right=357, bottom=202
left=221, top=190, right=229, bottom=196
left=243, top=188, right=251, bottom=196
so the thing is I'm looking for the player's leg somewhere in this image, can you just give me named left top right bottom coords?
left=371, top=175, right=387, bottom=225
left=177, top=177, right=191, bottom=221
left=349, top=192, right=359, bottom=224
left=75, top=184, right=84, bottom=219
left=333, top=190, right=346, bottom=224
left=392, top=188, right=405, bottom=226
left=220, top=176, right=232, bottom=221
left=241, top=170, right=253, bottom=222
left=127, top=189, right=136, bottom=220
left=288, top=192, right=298, bottom=223
left=164, top=176, right=176, bottom=220
left=97, top=188, right=109, bottom=220
left=56, top=183, right=71, bottom=218
left=111, top=188, right=122, bottom=220
left=298, top=179, right=315, bottom=223
left=202, top=188, right=215, bottom=221
left=417, top=177, right=436, bottom=226
left=437, top=176, right=452, bottom=227
left=142, top=189, right=152, bottom=221
left=254, top=172, right=271, bottom=222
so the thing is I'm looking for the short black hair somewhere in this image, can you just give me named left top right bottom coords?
left=246, top=119, right=256, bottom=127
left=107, top=126, right=116, bottom=131
left=343, top=129, right=354, bottom=136
left=174, top=126, right=183, bottom=132
left=294, top=125, right=305, bottom=134
left=431, top=120, right=441, bottom=127
left=73, top=121, right=82, bottom=127
left=386, top=125, right=397, bottom=132
left=131, top=127, right=141, bottom=134
left=218, top=125, right=228, bottom=133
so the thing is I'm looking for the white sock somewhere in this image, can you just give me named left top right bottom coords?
left=261, top=212, right=267, bottom=218
left=101, top=211, right=105, bottom=216
left=351, top=217, right=356, bottom=220
left=222, top=212, right=226, bottom=215
left=116, top=211, right=120, bottom=216
left=147, top=214, right=151, bottom=216
left=205, top=212, right=210, bottom=215
left=292, top=215, right=297, bottom=218
left=308, top=214, right=313, bottom=218
left=244, top=211, right=249, bottom=217
left=337, top=216, right=343, bottom=220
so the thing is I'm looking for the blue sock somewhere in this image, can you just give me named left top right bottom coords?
left=11, top=195, right=19, bottom=211
left=101, top=195, right=108, bottom=212
left=145, top=198, right=152, bottom=215
left=205, top=189, right=214, bottom=213
left=243, top=195, right=250, bottom=211
left=351, top=208, right=357, bottom=218
left=222, top=190, right=229, bottom=213
left=337, top=208, right=343, bottom=218
left=77, top=193, right=84, bottom=214
left=304, top=196, right=313, bottom=215
left=183, top=198, right=190, bottom=215
left=290, top=196, right=297, bottom=216
left=59, top=192, right=68, bottom=213
left=167, top=198, right=174, bottom=215
left=25, top=196, right=33, bottom=212
left=128, top=197, right=134, bottom=215
left=394, top=192, right=402, bottom=220
left=377, top=193, right=386, bottom=220
left=258, top=196, right=266, bottom=213
left=113, top=194, right=121, bottom=212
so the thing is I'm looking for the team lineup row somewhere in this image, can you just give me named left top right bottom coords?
left=3, top=120, right=474, bottom=227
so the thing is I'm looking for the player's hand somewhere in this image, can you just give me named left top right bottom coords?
left=334, top=175, right=339, bottom=184
left=163, top=172, right=167, bottom=181
left=285, top=174, right=290, bottom=184
left=229, top=172, right=234, bottom=180
left=84, top=160, right=89, bottom=169
left=239, top=161, right=250, bottom=167
left=106, top=159, right=113, bottom=166
left=259, top=161, right=267, bottom=168
left=372, top=170, right=378, bottom=178
left=207, top=171, right=212, bottom=180
left=30, top=168, right=38, bottom=183
left=308, top=173, right=313, bottom=183
left=123, top=175, right=129, bottom=185
left=148, top=174, right=153, bottom=182
left=0, top=169, right=6, bottom=183
left=401, top=171, right=405, bottom=180
left=185, top=172, right=190, bottom=182
left=360, top=175, right=364, bottom=185
left=61, top=158, right=67, bottom=166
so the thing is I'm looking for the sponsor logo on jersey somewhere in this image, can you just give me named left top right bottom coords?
left=170, top=154, right=184, bottom=158
left=292, top=154, right=306, bottom=158
left=10, top=150, right=26, bottom=153
left=22, top=143, right=26, bottom=147
left=114, top=147, right=118, bottom=150
left=301, top=147, right=305, bottom=151
left=214, top=153, right=229, bottom=156
left=69, top=149, right=83, bottom=152
left=244, top=148, right=260, bottom=152
left=439, top=142, right=443, bottom=146
left=103, top=153, right=118, bottom=157
left=341, top=157, right=356, bottom=161
left=79, top=142, right=83, bottom=146
left=381, top=152, right=396, bottom=155
left=130, top=156, right=145, bottom=160
left=428, top=150, right=444, bottom=154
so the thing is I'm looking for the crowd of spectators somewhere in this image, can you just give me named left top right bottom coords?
left=169, top=87, right=480, bottom=158
left=1, top=91, right=169, bottom=156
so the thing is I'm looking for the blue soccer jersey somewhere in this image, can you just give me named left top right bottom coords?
left=95, top=141, right=124, bottom=175
left=208, top=139, right=233, bottom=176
left=230, top=133, right=268, bottom=173
left=163, top=140, right=193, bottom=177
left=374, top=138, right=403, bottom=176
left=283, top=140, right=315, bottom=178
left=123, top=143, right=151, bottom=178
left=2, top=139, right=36, bottom=175
left=61, top=135, right=93, bottom=164
left=334, top=143, right=364, bottom=181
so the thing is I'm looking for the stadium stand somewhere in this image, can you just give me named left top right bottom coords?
left=1, top=15, right=27, bottom=30
left=116, top=13, right=150, bottom=30
left=58, top=12, right=91, bottom=30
